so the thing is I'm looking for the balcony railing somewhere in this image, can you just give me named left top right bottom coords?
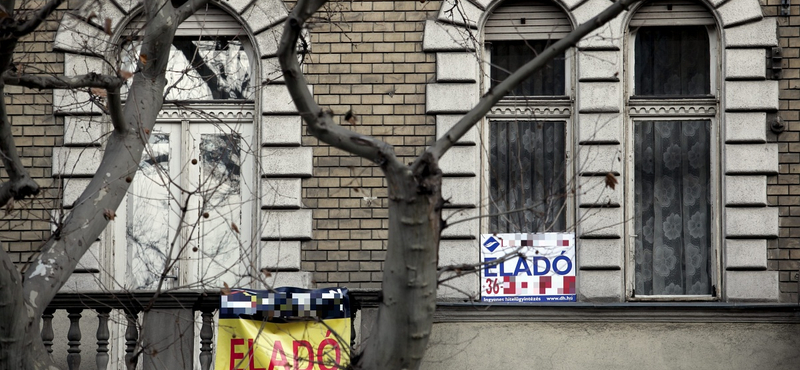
left=43, top=290, right=378, bottom=370
left=44, top=291, right=220, bottom=370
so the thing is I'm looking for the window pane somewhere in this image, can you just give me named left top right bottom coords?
left=634, top=26, right=710, bottom=96
left=634, top=120, right=711, bottom=295
left=127, top=133, right=172, bottom=290
left=489, top=120, right=567, bottom=233
left=196, top=133, right=243, bottom=286
left=491, top=40, right=566, bottom=96
left=121, top=37, right=253, bottom=100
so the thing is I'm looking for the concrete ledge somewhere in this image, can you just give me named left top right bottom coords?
left=241, top=0, right=288, bottom=33
left=261, top=84, right=298, bottom=114
left=260, top=209, right=313, bottom=239
left=52, top=147, right=103, bottom=176
left=439, top=146, right=478, bottom=176
left=578, top=208, right=622, bottom=238
left=725, top=175, right=767, bottom=206
left=437, top=114, right=477, bottom=144
left=716, top=0, right=763, bottom=28
left=725, top=239, right=767, bottom=270
left=54, top=14, right=112, bottom=54
left=724, top=18, right=778, bottom=47
left=260, top=240, right=301, bottom=269
left=725, top=49, right=766, bottom=80
left=263, top=271, right=313, bottom=289
left=221, top=0, right=252, bottom=14
left=62, top=178, right=91, bottom=207
left=578, top=239, right=623, bottom=269
left=422, top=20, right=476, bottom=52
left=261, top=178, right=302, bottom=208
left=260, top=147, right=313, bottom=176
left=436, top=52, right=478, bottom=82
left=426, top=83, right=480, bottom=113
left=261, top=58, right=285, bottom=83
left=438, top=272, right=479, bottom=300
left=439, top=239, right=479, bottom=267
left=64, top=54, right=106, bottom=77
left=437, top=0, right=483, bottom=28
left=725, top=143, right=778, bottom=174
left=725, top=207, right=778, bottom=238
left=77, top=242, right=104, bottom=271
left=442, top=208, right=479, bottom=239
left=725, top=270, right=779, bottom=302
left=442, top=177, right=478, bottom=206
left=578, top=175, right=621, bottom=206
left=64, top=116, right=105, bottom=145
left=578, top=269, right=623, bottom=302
left=254, top=25, right=284, bottom=58
left=578, top=113, right=622, bottom=144
left=725, top=81, right=778, bottom=111
left=577, top=82, right=621, bottom=113
left=262, top=115, right=301, bottom=145
left=114, top=0, right=142, bottom=14
left=60, top=273, right=103, bottom=292
left=577, top=50, right=620, bottom=81
left=725, top=112, right=767, bottom=143
left=578, top=144, right=623, bottom=174
left=53, top=89, right=102, bottom=115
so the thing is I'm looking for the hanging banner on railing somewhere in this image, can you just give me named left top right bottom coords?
left=215, top=287, right=351, bottom=370
left=481, top=233, right=576, bottom=303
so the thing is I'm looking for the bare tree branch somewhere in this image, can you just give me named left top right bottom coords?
left=2, top=71, right=123, bottom=90
left=278, top=0, right=402, bottom=168
left=107, top=85, right=127, bottom=132
left=11, top=0, right=66, bottom=37
left=415, top=0, right=641, bottom=173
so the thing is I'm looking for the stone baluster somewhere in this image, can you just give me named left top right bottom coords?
left=67, top=308, right=82, bottom=370
left=95, top=308, right=111, bottom=370
left=124, top=310, right=139, bottom=370
left=199, top=309, right=215, bottom=370
left=41, top=308, right=56, bottom=356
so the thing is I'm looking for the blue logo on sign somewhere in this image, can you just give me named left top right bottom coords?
left=483, top=236, right=500, bottom=252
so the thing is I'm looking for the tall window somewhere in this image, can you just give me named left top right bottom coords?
left=629, top=0, right=716, bottom=296
left=485, top=0, right=572, bottom=233
left=114, top=6, right=255, bottom=290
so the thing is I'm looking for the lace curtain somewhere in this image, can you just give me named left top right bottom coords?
left=489, top=120, right=567, bottom=233
left=634, top=120, right=711, bottom=295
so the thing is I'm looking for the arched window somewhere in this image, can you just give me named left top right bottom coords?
left=484, top=0, right=573, bottom=233
left=627, top=0, right=717, bottom=296
left=115, top=6, right=256, bottom=290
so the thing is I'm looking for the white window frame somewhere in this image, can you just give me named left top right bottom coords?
left=624, top=22, right=722, bottom=301
left=479, top=40, right=576, bottom=235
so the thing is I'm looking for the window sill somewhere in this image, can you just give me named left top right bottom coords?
left=431, top=301, right=800, bottom=323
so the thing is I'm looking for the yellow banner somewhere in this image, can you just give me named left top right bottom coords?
left=215, top=317, right=351, bottom=370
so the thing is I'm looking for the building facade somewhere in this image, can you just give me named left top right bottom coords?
left=3, top=0, right=800, bottom=368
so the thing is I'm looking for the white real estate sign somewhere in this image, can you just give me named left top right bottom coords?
left=480, top=233, right=576, bottom=303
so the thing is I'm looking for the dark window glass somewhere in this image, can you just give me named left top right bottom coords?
left=489, top=120, right=567, bottom=233
left=634, top=26, right=710, bottom=96
left=634, top=120, right=712, bottom=295
left=491, top=40, right=566, bottom=96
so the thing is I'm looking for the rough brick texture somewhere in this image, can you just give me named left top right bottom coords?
left=767, top=0, right=800, bottom=303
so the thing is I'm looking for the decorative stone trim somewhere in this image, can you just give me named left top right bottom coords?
left=724, top=270, right=779, bottom=302
left=627, top=99, right=717, bottom=117
left=52, top=0, right=314, bottom=290
left=423, top=0, right=780, bottom=302
left=725, top=239, right=768, bottom=270
left=488, top=100, right=572, bottom=118
left=725, top=207, right=779, bottom=238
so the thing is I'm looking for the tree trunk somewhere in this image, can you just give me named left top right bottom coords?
left=357, top=155, right=442, bottom=370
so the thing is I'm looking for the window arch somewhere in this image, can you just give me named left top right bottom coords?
left=483, top=0, right=574, bottom=234
left=626, top=0, right=719, bottom=297
left=113, top=5, right=257, bottom=290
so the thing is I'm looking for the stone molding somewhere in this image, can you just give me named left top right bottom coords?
left=424, top=0, right=780, bottom=302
